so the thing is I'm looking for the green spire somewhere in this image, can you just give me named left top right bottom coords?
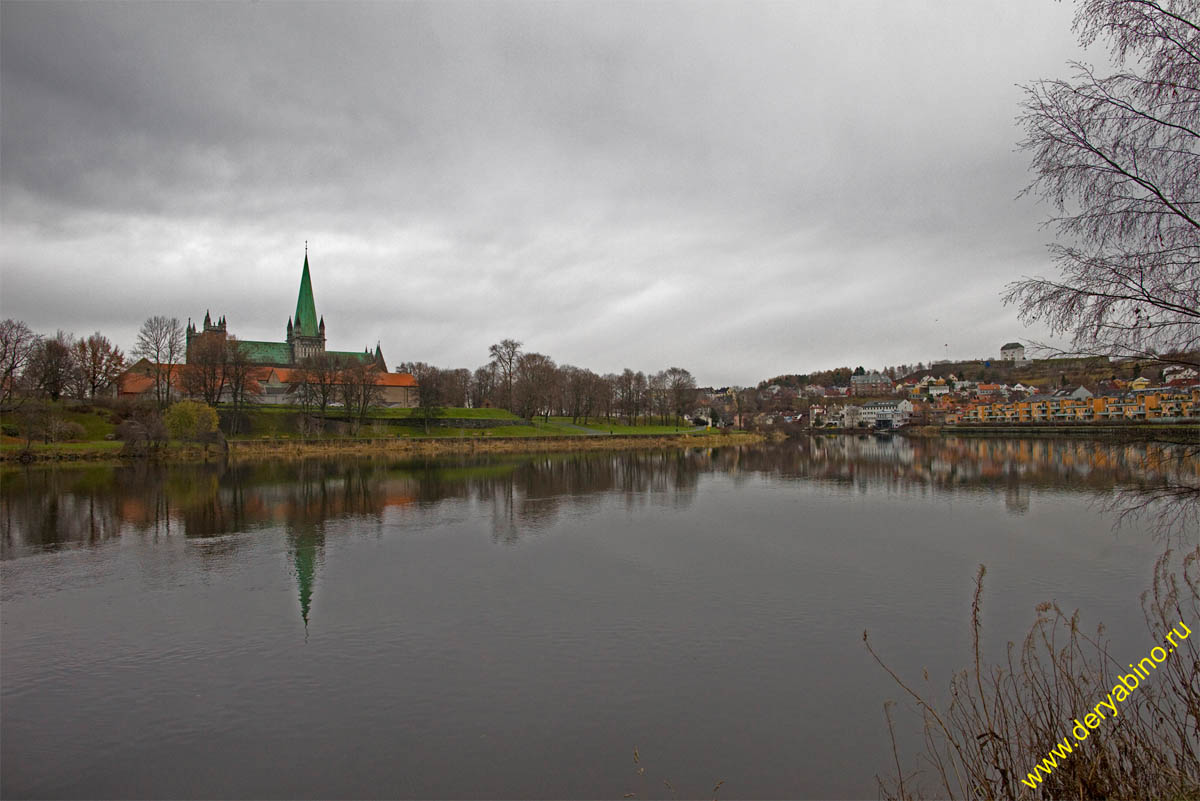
left=293, top=534, right=317, bottom=629
left=293, top=249, right=319, bottom=337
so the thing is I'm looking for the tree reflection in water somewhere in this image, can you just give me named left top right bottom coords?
left=4, top=438, right=1195, bottom=555
left=3, top=436, right=1196, bottom=623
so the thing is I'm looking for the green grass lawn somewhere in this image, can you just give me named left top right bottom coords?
left=245, top=404, right=519, bottom=420
left=389, top=426, right=507, bottom=438
left=65, top=407, right=117, bottom=439
left=498, top=422, right=586, bottom=437
left=227, top=405, right=698, bottom=432
left=0, top=404, right=116, bottom=445
left=374, top=407, right=519, bottom=420
left=0, top=440, right=124, bottom=453
left=546, top=417, right=703, bottom=435
left=390, top=417, right=710, bottom=438
left=395, top=422, right=590, bottom=438
left=2, top=404, right=728, bottom=457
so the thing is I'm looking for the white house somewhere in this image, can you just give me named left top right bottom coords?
left=1055, top=385, right=1094, bottom=401
left=862, top=399, right=914, bottom=427
left=1001, top=342, right=1026, bottom=362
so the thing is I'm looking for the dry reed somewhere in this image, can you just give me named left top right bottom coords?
left=865, top=549, right=1200, bottom=800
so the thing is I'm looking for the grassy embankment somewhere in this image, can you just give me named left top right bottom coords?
left=236, top=404, right=514, bottom=436
left=1, top=403, right=759, bottom=461
left=225, top=430, right=762, bottom=460
left=224, top=407, right=749, bottom=458
left=232, top=406, right=704, bottom=438
left=0, top=405, right=124, bottom=458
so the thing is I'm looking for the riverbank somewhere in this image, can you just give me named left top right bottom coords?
left=225, top=430, right=764, bottom=460
left=0, top=430, right=765, bottom=463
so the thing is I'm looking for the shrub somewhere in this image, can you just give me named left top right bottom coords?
left=54, top=421, right=87, bottom=442
left=164, top=400, right=220, bottom=444
left=1, top=424, right=18, bottom=437
left=116, top=415, right=168, bottom=452
left=116, top=419, right=148, bottom=444
left=108, top=396, right=155, bottom=423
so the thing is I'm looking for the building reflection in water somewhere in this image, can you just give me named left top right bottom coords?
left=291, top=524, right=322, bottom=630
left=3, top=435, right=1195, bottom=624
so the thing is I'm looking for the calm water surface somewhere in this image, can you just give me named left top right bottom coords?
left=1, top=436, right=1190, bottom=798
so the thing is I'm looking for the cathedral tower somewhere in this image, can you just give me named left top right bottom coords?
left=287, top=248, right=326, bottom=362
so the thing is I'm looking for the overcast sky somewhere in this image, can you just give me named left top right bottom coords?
left=1, top=1, right=1094, bottom=385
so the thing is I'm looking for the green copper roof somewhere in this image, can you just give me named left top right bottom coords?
left=293, top=253, right=319, bottom=338
left=327, top=350, right=375, bottom=363
left=239, top=340, right=294, bottom=365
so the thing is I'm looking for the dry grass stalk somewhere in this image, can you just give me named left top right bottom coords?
left=624, top=746, right=724, bottom=801
left=865, top=549, right=1200, bottom=800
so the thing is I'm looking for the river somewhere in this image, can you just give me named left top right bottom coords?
left=1, top=435, right=1192, bottom=798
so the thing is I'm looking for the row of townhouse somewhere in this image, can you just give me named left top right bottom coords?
left=953, top=388, right=1199, bottom=424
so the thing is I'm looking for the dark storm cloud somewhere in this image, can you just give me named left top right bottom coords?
left=1, top=1, right=1086, bottom=384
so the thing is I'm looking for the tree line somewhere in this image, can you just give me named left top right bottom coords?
left=4, top=318, right=702, bottom=432
left=1, top=319, right=127, bottom=406
left=399, top=338, right=699, bottom=426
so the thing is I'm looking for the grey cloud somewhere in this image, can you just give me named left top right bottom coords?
left=1, top=0, right=1086, bottom=385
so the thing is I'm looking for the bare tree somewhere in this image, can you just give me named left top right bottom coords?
left=179, top=332, right=227, bottom=405
left=133, top=316, right=185, bottom=408
left=223, top=338, right=258, bottom=434
left=1007, top=0, right=1199, bottom=369
left=72, top=332, right=126, bottom=399
left=615, top=368, right=654, bottom=424
left=615, top=368, right=637, bottom=423
left=562, top=365, right=591, bottom=423
left=0, top=319, right=39, bottom=407
left=647, top=370, right=670, bottom=425
left=292, top=353, right=341, bottom=425
left=410, top=363, right=445, bottom=433
left=597, top=373, right=618, bottom=422
left=488, top=338, right=523, bottom=412
left=441, top=368, right=471, bottom=408
left=26, top=331, right=76, bottom=402
left=514, top=352, right=557, bottom=420
left=470, top=363, right=497, bottom=408
left=665, top=366, right=697, bottom=426
left=338, top=358, right=384, bottom=435
left=631, top=370, right=648, bottom=424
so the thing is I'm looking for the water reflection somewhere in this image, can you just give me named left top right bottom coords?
left=2, top=437, right=1193, bottom=624
left=1, top=435, right=1195, bottom=800
left=729, top=435, right=1196, bottom=497
left=4, top=437, right=1193, bottom=561
left=291, top=525, right=322, bottom=629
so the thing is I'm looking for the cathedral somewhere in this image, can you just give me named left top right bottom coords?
left=186, top=250, right=386, bottom=370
